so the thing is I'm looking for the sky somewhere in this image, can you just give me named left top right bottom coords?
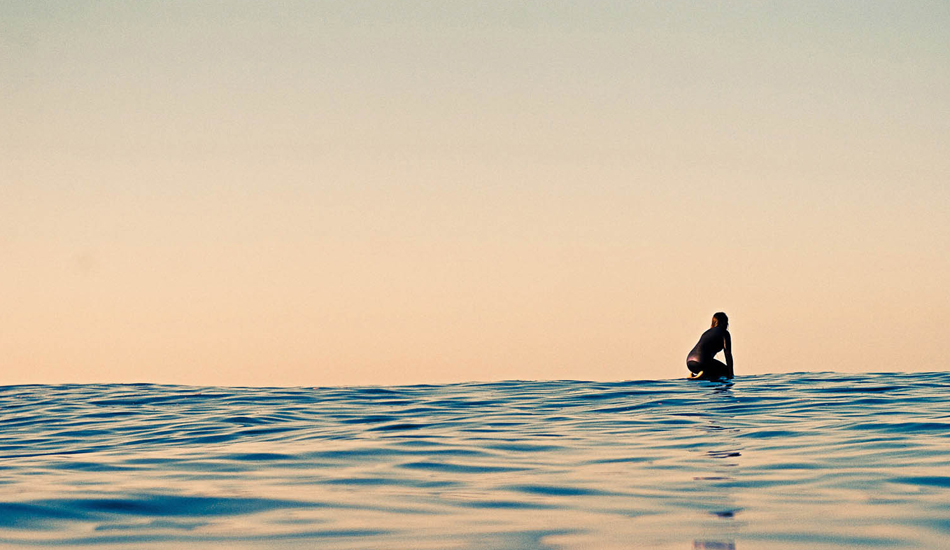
left=2, top=1, right=949, bottom=387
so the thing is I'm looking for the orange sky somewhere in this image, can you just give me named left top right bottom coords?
left=3, top=2, right=949, bottom=386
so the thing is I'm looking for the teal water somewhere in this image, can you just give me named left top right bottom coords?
left=1, top=372, right=949, bottom=549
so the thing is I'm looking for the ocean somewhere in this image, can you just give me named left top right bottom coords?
left=1, top=372, right=948, bottom=549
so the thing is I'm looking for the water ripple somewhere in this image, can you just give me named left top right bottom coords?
left=1, top=372, right=949, bottom=548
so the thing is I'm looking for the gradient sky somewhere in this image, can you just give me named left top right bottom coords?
left=3, top=1, right=949, bottom=386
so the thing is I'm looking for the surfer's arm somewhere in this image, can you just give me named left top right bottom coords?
left=723, top=332, right=734, bottom=372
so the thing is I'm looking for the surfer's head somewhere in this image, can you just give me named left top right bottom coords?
left=711, top=312, right=729, bottom=329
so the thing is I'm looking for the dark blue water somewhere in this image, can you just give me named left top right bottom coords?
left=2, top=372, right=949, bottom=549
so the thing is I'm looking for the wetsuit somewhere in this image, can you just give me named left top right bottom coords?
left=687, top=326, right=733, bottom=379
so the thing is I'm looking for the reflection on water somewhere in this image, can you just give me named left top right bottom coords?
left=1, top=372, right=950, bottom=548
left=690, top=381, right=741, bottom=550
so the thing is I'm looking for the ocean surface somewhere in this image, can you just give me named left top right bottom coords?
left=1, top=372, right=949, bottom=549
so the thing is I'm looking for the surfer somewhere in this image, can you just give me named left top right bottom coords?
left=687, top=312, right=733, bottom=379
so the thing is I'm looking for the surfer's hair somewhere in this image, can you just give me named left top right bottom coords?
left=711, top=312, right=729, bottom=329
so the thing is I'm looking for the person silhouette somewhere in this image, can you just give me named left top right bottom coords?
left=687, top=312, right=734, bottom=379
